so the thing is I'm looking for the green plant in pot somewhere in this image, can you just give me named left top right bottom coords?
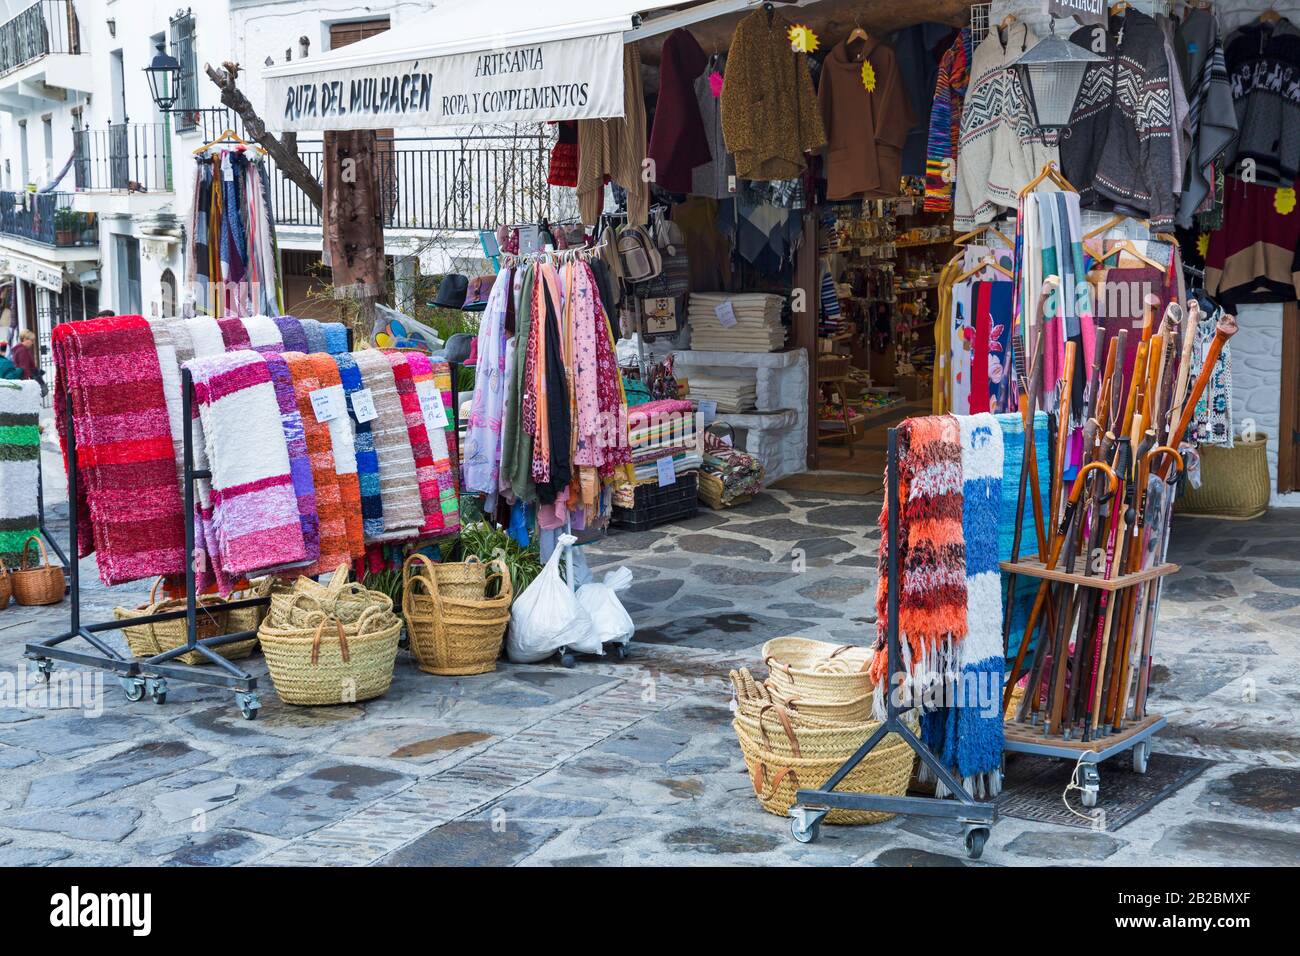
left=450, top=521, right=543, bottom=599
left=53, top=207, right=79, bottom=245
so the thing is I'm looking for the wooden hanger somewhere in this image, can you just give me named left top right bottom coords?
left=1019, top=161, right=1078, bottom=198
left=955, top=223, right=1013, bottom=248
left=846, top=11, right=870, bottom=61
left=1089, top=239, right=1165, bottom=271
left=1110, top=2, right=1131, bottom=15
left=193, top=129, right=266, bottom=156
left=957, top=254, right=1013, bottom=282
left=1259, top=7, right=1283, bottom=24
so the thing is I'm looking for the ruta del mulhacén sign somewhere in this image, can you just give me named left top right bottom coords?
left=1047, top=0, right=1107, bottom=28
left=265, top=33, right=626, bottom=132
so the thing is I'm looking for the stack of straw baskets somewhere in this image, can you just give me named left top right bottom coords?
left=731, top=637, right=915, bottom=824
left=256, top=565, right=402, bottom=705
left=401, top=553, right=512, bottom=675
left=114, top=577, right=268, bottom=665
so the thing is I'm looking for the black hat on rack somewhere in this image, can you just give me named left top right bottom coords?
left=433, top=274, right=469, bottom=309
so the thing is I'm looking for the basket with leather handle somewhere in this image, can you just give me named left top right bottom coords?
left=114, top=577, right=243, bottom=665
left=12, top=535, right=64, bottom=606
left=761, top=636, right=875, bottom=703
left=270, top=566, right=394, bottom=628
left=258, top=603, right=401, bottom=705
left=403, top=553, right=512, bottom=676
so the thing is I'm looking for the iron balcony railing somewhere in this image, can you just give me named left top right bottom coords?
left=0, top=0, right=80, bottom=78
left=71, top=122, right=173, bottom=194
left=271, top=135, right=552, bottom=232
left=0, top=190, right=96, bottom=247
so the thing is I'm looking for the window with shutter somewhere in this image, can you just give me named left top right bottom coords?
left=170, top=11, right=199, bottom=131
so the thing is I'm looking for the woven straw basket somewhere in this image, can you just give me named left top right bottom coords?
left=732, top=706, right=914, bottom=824
left=258, top=605, right=401, bottom=705
left=730, top=668, right=866, bottom=728
left=1175, top=433, right=1270, bottom=520
left=12, top=535, right=64, bottom=606
left=114, top=578, right=250, bottom=665
left=415, top=555, right=489, bottom=602
left=762, top=636, right=874, bottom=704
left=269, top=565, right=393, bottom=629
left=0, top=559, right=12, bottom=610
left=226, top=577, right=273, bottom=634
left=403, top=553, right=512, bottom=676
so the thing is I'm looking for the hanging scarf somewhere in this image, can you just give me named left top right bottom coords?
left=996, top=410, right=1050, bottom=665
left=284, top=352, right=351, bottom=575
left=308, top=353, right=364, bottom=558
left=463, top=267, right=512, bottom=500
left=334, top=352, right=384, bottom=538
left=353, top=349, right=424, bottom=540
left=0, top=381, right=41, bottom=568
left=502, top=265, right=537, bottom=503
left=263, top=353, right=321, bottom=567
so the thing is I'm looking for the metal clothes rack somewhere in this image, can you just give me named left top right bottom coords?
left=25, top=368, right=268, bottom=720
left=789, top=427, right=998, bottom=859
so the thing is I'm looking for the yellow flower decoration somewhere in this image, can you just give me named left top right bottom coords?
left=1196, top=232, right=1210, bottom=259
left=788, top=24, right=819, bottom=54
left=861, top=61, right=877, bottom=92
left=1276, top=186, right=1297, bottom=215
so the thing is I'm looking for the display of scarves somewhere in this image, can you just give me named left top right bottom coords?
left=464, top=267, right=512, bottom=502
left=186, top=350, right=306, bottom=594
left=969, top=279, right=1015, bottom=415
left=334, top=351, right=384, bottom=538
left=308, top=354, right=365, bottom=556
left=502, top=265, right=538, bottom=503
left=284, top=353, right=351, bottom=575
left=996, top=411, right=1050, bottom=666
left=1033, top=191, right=1088, bottom=421
left=383, top=350, right=444, bottom=536
left=353, top=349, right=424, bottom=540
left=52, top=316, right=186, bottom=585
left=0, top=380, right=41, bottom=568
left=1087, top=264, right=1175, bottom=404
left=263, top=353, right=321, bottom=567
left=407, top=352, right=461, bottom=534
left=529, top=266, right=573, bottom=504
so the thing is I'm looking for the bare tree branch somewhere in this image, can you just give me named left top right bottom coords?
left=203, top=61, right=323, bottom=211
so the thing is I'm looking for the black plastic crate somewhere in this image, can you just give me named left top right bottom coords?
left=611, top=472, right=699, bottom=532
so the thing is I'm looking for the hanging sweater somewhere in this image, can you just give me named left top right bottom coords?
left=817, top=36, right=914, bottom=200
left=720, top=9, right=826, bottom=181
left=1205, top=175, right=1300, bottom=309
left=577, top=45, right=649, bottom=227
left=1223, top=16, right=1300, bottom=190
left=1062, top=11, right=1177, bottom=229
left=954, top=23, right=1046, bottom=229
left=925, top=29, right=972, bottom=213
left=1175, top=9, right=1238, bottom=228
left=647, top=29, right=712, bottom=194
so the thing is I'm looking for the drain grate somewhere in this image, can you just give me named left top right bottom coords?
left=997, top=751, right=1213, bottom=831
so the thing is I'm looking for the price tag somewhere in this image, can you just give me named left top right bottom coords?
left=698, top=399, right=718, bottom=425
left=350, top=388, right=378, bottom=424
left=310, top=385, right=345, bottom=423
left=715, top=299, right=737, bottom=328
left=656, top=456, right=677, bottom=487
left=420, top=388, right=449, bottom=429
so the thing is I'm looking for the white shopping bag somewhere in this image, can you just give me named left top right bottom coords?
left=507, top=533, right=599, bottom=662
left=576, top=567, right=635, bottom=647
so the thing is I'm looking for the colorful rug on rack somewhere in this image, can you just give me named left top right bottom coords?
left=217, top=317, right=252, bottom=352
left=146, top=319, right=187, bottom=495
left=408, top=353, right=460, bottom=534
left=263, top=353, right=320, bottom=568
left=271, top=316, right=309, bottom=353
left=872, top=415, right=967, bottom=716
left=334, top=352, right=384, bottom=538
left=52, top=316, right=186, bottom=585
left=383, top=350, right=444, bottom=536
left=284, top=352, right=351, bottom=576
left=300, top=319, right=327, bottom=355
left=187, top=350, right=307, bottom=594
left=354, top=349, right=424, bottom=541
left=240, top=315, right=285, bottom=354
left=996, top=410, right=1050, bottom=665
left=308, top=354, right=364, bottom=557
left=0, top=380, right=41, bottom=568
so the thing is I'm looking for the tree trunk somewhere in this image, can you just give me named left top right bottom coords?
left=322, top=129, right=387, bottom=340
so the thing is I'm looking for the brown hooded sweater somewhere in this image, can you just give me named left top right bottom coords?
left=720, top=9, right=826, bottom=181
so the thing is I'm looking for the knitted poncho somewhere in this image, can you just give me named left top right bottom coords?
left=1176, top=8, right=1238, bottom=228
left=1223, top=16, right=1300, bottom=189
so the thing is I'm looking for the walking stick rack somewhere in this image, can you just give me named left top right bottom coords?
left=24, top=368, right=267, bottom=720
left=789, top=427, right=998, bottom=860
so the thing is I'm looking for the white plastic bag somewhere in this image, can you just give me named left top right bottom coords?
left=576, top=567, right=635, bottom=647
left=507, top=533, right=599, bottom=662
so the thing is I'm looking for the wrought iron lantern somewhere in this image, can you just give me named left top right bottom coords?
left=144, top=42, right=183, bottom=113
left=1010, top=26, right=1104, bottom=142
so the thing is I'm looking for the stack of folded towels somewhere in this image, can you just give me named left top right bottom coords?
left=688, top=293, right=786, bottom=352
left=686, top=375, right=758, bottom=413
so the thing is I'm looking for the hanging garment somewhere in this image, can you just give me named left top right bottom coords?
left=407, top=352, right=460, bottom=535
left=1223, top=16, right=1300, bottom=190
left=146, top=319, right=187, bottom=495
left=648, top=29, right=712, bottom=194
left=240, top=315, right=284, bottom=354
left=577, top=45, right=649, bottom=226
left=891, top=23, right=958, bottom=179
left=1088, top=263, right=1176, bottom=403
left=1157, top=14, right=1192, bottom=200
left=530, top=267, right=573, bottom=505
left=547, top=121, right=579, bottom=188
left=502, top=265, right=538, bottom=503
left=308, top=353, right=364, bottom=557
left=817, top=36, right=915, bottom=200
left=283, top=352, right=350, bottom=576
left=463, top=268, right=513, bottom=501
left=967, top=279, right=1014, bottom=415
left=720, top=8, right=826, bottom=181
left=383, top=350, right=444, bottom=536
left=263, top=353, right=321, bottom=568
left=1035, top=191, right=1089, bottom=420
left=52, top=316, right=186, bottom=585
left=1204, top=175, right=1300, bottom=309
left=1062, top=10, right=1178, bottom=228
left=334, top=351, right=384, bottom=538
left=353, top=349, right=424, bottom=540
left=0, top=380, right=40, bottom=568
left=187, top=350, right=307, bottom=594
left=271, top=315, right=309, bottom=353
left=925, top=28, right=973, bottom=213
left=996, top=410, right=1050, bottom=666
left=1186, top=292, right=1234, bottom=448
left=691, top=54, right=735, bottom=200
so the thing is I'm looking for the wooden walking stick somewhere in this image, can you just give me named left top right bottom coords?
left=1133, top=445, right=1185, bottom=718
left=1156, top=311, right=1239, bottom=480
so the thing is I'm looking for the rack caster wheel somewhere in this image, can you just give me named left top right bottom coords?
left=1132, top=741, right=1150, bottom=775
left=1080, top=764, right=1100, bottom=808
left=147, top=678, right=168, bottom=705
left=964, top=826, right=990, bottom=860
left=32, top=659, right=53, bottom=683
left=236, top=692, right=261, bottom=720
left=559, top=652, right=576, bottom=669
left=611, top=643, right=629, bottom=660
left=120, top=676, right=145, bottom=702
left=788, top=807, right=827, bottom=844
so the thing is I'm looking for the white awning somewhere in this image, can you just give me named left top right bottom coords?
left=261, top=0, right=693, bottom=132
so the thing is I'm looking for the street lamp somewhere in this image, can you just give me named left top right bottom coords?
left=144, top=41, right=183, bottom=113
left=1009, top=25, right=1104, bottom=142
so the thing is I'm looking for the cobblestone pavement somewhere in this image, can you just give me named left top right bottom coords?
left=2, top=458, right=1298, bottom=865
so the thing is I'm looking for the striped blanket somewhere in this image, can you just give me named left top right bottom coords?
left=308, top=354, right=364, bottom=557
left=263, top=353, right=320, bottom=568
left=284, top=352, right=351, bottom=576
left=353, top=349, right=424, bottom=541
left=383, top=350, right=443, bottom=536
left=408, top=353, right=460, bottom=534
left=334, top=352, right=384, bottom=538
left=0, top=380, right=41, bottom=568
left=52, top=316, right=186, bottom=585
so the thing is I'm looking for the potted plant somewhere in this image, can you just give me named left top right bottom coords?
left=53, top=207, right=78, bottom=245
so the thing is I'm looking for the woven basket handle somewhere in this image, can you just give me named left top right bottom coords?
left=353, top=604, right=387, bottom=637
left=310, top=617, right=350, bottom=665
left=20, top=534, right=50, bottom=571
left=486, top=557, right=513, bottom=603
left=756, top=704, right=801, bottom=759
left=288, top=591, right=327, bottom=618
left=148, top=576, right=165, bottom=605
left=751, top=761, right=800, bottom=800
left=324, top=563, right=352, bottom=595
left=763, top=654, right=792, bottom=675
left=402, top=552, right=444, bottom=620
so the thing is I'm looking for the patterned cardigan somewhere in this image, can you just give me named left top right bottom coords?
left=1223, top=16, right=1300, bottom=190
